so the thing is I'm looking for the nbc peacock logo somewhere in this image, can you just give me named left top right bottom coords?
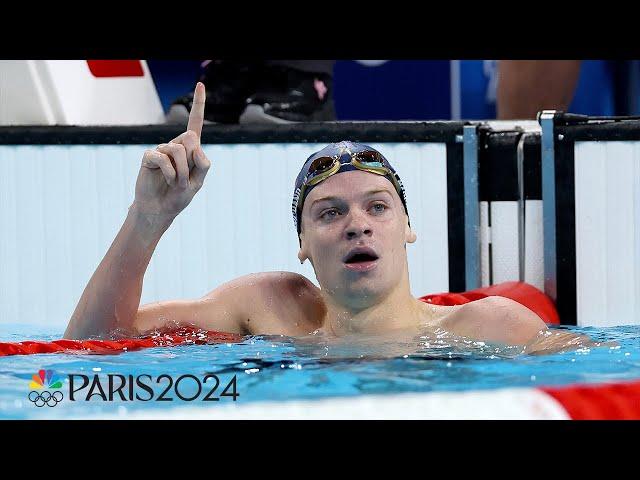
left=27, top=369, right=64, bottom=407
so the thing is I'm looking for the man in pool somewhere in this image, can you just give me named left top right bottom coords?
left=63, top=83, right=579, bottom=352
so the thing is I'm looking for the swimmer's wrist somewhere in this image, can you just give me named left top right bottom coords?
left=128, top=202, right=180, bottom=218
left=127, top=203, right=177, bottom=233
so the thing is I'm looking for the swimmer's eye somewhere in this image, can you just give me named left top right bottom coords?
left=320, top=208, right=341, bottom=221
left=370, top=203, right=387, bottom=214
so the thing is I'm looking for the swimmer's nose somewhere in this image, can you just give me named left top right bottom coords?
left=345, top=210, right=372, bottom=240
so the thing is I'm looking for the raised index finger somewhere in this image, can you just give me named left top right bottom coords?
left=187, top=82, right=206, bottom=139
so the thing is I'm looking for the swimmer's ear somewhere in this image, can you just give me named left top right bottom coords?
left=297, top=233, right=310, bottom=264
left=405, top=217, right=417, bottom=244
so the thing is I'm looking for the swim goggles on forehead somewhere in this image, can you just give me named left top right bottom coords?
left=293, top=147, right=409, bottom=233
left=298, top=148, right=405, bottom=207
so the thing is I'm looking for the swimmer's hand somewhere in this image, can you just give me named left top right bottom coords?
left=131, top=82, right=211, bottom=216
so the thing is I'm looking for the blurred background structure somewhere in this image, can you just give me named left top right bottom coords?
left=2, top=60, right=638, bottom=125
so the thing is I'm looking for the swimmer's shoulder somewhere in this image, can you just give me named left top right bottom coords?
left=209, top=271, right=325, bottom=335
left=231, top=271, right=321, bottom=299
left=421, top=295, right=547, bottom=345
left=135, top=272, right=322, bottom=337
left=417, top=300, right=463, bottom=327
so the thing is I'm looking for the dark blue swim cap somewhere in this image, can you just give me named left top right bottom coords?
left=292, top=141, right=409, bottom=235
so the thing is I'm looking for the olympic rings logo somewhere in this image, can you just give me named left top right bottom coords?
left=28, top=390, right=64, bottom=407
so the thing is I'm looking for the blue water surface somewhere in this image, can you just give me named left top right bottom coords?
left=1, top=323, right=639, bottom=419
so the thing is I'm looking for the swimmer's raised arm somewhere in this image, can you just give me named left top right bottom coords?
left=64, top=84, right=212, bottom=340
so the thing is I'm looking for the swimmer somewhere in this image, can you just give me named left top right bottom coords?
left=63, top=83, right=592, bottom=353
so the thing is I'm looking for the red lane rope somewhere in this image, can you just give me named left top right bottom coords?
left=0, top=327, right=243, bottom=357
left=542, top=380, right=640, bottom=420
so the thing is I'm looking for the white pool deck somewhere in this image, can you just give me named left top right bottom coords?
left=92, top=387, right=570, bottom=420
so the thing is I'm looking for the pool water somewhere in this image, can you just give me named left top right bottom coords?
left=1, top=323, right=639, bottom=419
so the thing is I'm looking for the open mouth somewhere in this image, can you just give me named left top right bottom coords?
left=344, top=252, right=379, bottom=264
left=343, top=249, right=379, bottom=271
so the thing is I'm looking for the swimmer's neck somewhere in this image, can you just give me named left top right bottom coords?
left=319, top=285, right=428, bottom=336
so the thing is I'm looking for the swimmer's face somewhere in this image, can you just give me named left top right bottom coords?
left=298, top=170, right=416, bottom=305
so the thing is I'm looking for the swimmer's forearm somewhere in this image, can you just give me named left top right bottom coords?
left=64, top=207, right=176, bottom=339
